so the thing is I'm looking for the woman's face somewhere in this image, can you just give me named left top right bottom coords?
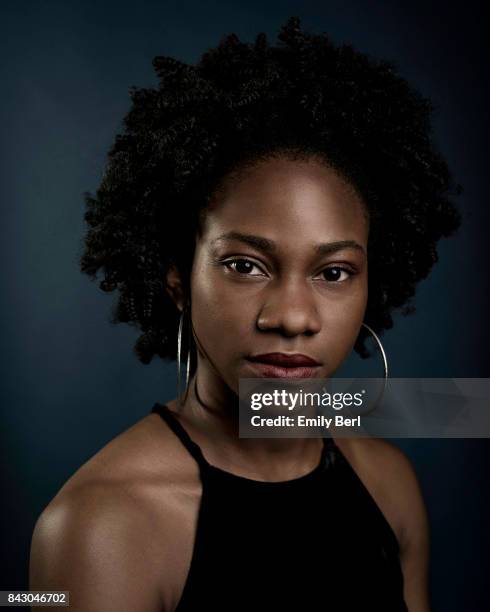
left=187, top=156, right=369, bottom=395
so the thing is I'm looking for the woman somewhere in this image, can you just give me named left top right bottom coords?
left=30, top=16, right=461, bottom=611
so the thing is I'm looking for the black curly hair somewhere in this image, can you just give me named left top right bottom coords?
left=79, top=16, right=462, bottom=366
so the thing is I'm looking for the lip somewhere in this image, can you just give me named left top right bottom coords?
left=245, top=353, right=322, bottom=379
left=247, top=353, right=321, bottom=367
left=245, top=361, right=321, bottom=379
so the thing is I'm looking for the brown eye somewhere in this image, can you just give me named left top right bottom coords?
left=224, top=258, right=264, bottom=276
left=321, top=267, right=352, bottom=282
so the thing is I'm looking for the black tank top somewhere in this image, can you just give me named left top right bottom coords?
left=151, top=402, right=408, bottom=611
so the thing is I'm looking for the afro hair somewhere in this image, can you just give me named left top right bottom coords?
left=80, top=16, right=462, bottom=364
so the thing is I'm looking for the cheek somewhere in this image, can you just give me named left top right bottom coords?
left=321, top=284, right=368, bottom=360
left=190, top=258, right=253, bottom=349
left=325, top=304, right=361, bottom=343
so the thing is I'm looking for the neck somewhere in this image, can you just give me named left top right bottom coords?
left=174, top=367, right=324, bottom=480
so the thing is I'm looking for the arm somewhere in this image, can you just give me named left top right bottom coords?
left=29, top=484, right=165, bottom=612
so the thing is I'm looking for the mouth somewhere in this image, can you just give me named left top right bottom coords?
left=245, top=353, right=322, bottom=379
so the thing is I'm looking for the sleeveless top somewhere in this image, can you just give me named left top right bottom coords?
left=151, top=402, right=409, bottom=612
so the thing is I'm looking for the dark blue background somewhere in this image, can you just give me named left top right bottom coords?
left=1, top=1, right=488, bottom=609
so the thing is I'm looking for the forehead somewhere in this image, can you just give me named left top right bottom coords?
left=202, top=157, right=368, bottom=248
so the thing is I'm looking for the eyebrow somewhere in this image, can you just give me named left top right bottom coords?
left=211, top=231, right=366, bottom=256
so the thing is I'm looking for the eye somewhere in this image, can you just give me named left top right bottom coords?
left=223, top=258, right=265, bottom=276
left=318, top=266, right=354, bottom=282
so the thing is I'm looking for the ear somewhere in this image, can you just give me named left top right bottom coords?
left=164, top=264, right=185, bottom=312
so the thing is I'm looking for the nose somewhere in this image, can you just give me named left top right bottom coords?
left=256, top=278, right=322, bottom=337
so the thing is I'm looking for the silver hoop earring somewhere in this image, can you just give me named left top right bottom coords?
left=359, top=322, right=389, bottom=415
left=177, top=307, right=192, bottom=405
left=361, top=322, right=388, bottom=379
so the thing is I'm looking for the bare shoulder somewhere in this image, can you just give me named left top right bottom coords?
left=337, top=437, right=429, bottom=555
left=30, top=479, right=164, bottom=611
left=338, top=437, right=431, bottom=611
left=30, top=412, right=201, bottom=612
